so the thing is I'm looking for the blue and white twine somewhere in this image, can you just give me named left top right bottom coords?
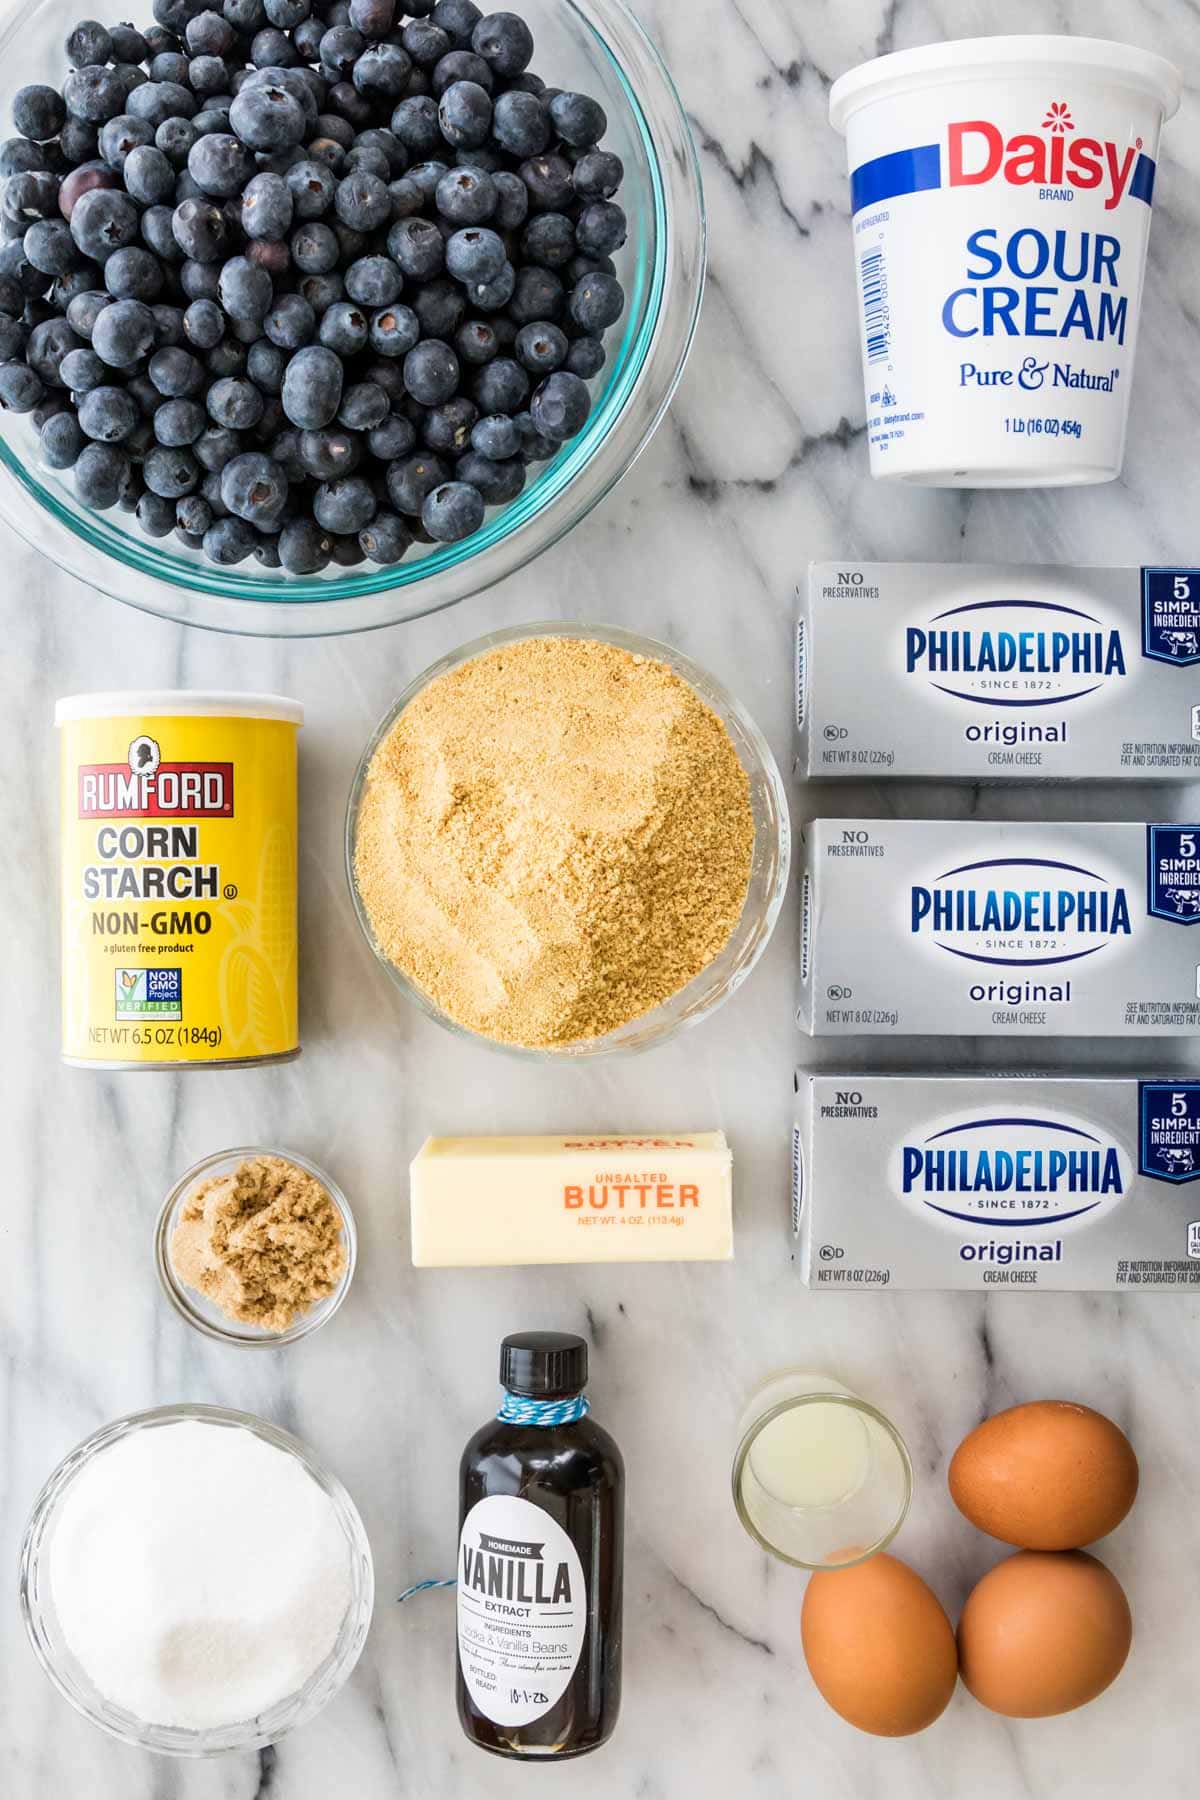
left=496, top=1390, right=590, bottom=1426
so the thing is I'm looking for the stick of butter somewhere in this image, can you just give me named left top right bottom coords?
left=410, top=1133, right=734, bottom=1267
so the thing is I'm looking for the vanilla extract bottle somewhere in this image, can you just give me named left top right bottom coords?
left=457, top=1332, right=624, bottom=1760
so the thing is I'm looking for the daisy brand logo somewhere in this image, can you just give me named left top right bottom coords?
left=948, top=104, right=1148, bottom=210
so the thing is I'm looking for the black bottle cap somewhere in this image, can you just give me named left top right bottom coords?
left=500, top=1332, right=589, bottom=1398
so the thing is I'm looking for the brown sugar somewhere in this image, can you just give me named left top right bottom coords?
left=352, top=637, right=756, bottom=1047
left=171, top=1154, right=347, bottom=1333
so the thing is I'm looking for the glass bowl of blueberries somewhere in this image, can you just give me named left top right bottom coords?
left=0, top=0, right=704, bottom=634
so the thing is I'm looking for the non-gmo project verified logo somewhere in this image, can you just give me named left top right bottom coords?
left=115, top=968, right=182, bottom=1022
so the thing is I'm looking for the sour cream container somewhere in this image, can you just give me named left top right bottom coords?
left=829, top=36, right=1182, bottom=486
left=57, top=691, right=302, bottom=1070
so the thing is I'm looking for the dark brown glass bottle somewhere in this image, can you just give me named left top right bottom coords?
left=456, top=1331, right=624, bottom=1761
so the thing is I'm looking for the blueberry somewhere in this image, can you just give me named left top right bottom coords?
left=66, top=287, right=109, bottom=338
left=278, top=515, right=333, bottom=571
left=340, top=256, right=399, bottom=310
left=0, top=140, right=50, bottom=179
left=41, top=407, right=85, bottom=467
left=387, top=215, right=443, bottom=281
left=265, top=291, right=316, bottom=349
left=423, top=393, right=476, bottom=453
left=229, top=82, right=306, bottom=151
left=326, top=82, right=370, bottom=130
left=349, top=0, right=395, bottom=35
left=512, top=406, right=556, bottom=462
left=74, top=440, right=128, bottom=505
left=70, top=188, right=140, bottom=261
left=548, top=91, right=606, bottom=149
left=432, top=51, right=492, bottom=98
left=221, top=447, right=289, bottom=523
left=405, top=158, right=449, bottom=204
left=92, top=296, right=156, bottom=365
left=155, top=116, right=197, bottom=168
left=61, top=343, right=105, bottom=390
left=187, top=60, right=230, bottom=103
left=128, top=81, right=199, bottom=130
left=575, top=200, right=626, bottom=259
left=150, top=345, right=204, bottom=395
left=141, top=205, right=182, bottom=263
left=265, top=0, right=312, bottom=26
left=297, top=425, right=357, bottom=480
left=519, top=152, right=572, bottom=212
left=195, top=422, right=242, bottom=469
left=205, top=514, right=258, bottom=561
left=54, top=268, right=105, bottom=310
left=249, top=26, right=299, bottom=68
left=401, top=337, right=456, bottom=406
left=117, top=145, right=175, bottom=211
left=471, top=11, right=532, bottom=76
left=472, top=354, right=526, bottom=415
left=298, top=269, right=344, bottom=314
left=153, top=395, right=207, bottom=443
left=422, top=477, right=482, bottom=541
left=564, top=334, right=605, bottom=379
left=281, top=342, right=342, bottom=427
left=26, top=316, right=80, bottom=384
left=149, top=50, right=190, bottom=84
left=529, top=368, right=590, bottom=442
left=187, top=132, right=254, bottom=197
left=432, top=0, right=483, bottom=49
left=110, top=21, right=151, bottom=62
left=180, top=258, right=220, bottom=301
left=435, top=165, right=495, bottom=225
left=14, top=86, right=68, bottom=143
left=355, top=126, right=406, bottom=175
left=492, top=266, right=553, bottom=329
left=65, top=19, right=114, bottom=68
left=218, top=254, right=272, bottom=321
left=254, top=536, right=282, bottom=567
left=0, top=359, right=41, bottom=412
left=76, top=383, right=136, bottom=442
left=571, top=148, right=622, bottom=201
left=172, top=196, right=232, bottom=261
left=176, top=493, right=213, bottom=536
left=0, top=313, right=31, bottom=360
left=286, top=158, right=335, bottom=219
left=183, top=296, right=225, bottom=349
left=137, top=489, right=177, bottom=534
left=490, top=89, right=548, bottom=158
left=352, top=44, right=412, bottom=103
left=319, top=25, right=364, bottom=77
left=313, top=473, right=375, bottom=532
left=318, top=298, right=368, bottom=354
left=186, top=12, right=236, bottom=56
left=247, top=338, right=285, bottom=392
left=4, top=171, right=61, bottom=228
left=469, top=409, right=518, bottom=459
left=99, top=115, right=154, bottom=171
left=456, top=446, right=523, bottom=502
left=104, top=246, right=164, bottom=301
left=358, top=507, right=410, bottom=562
left=386, top=449, right=447, bottom=515
left=437, top=79, right=491, bottom=149
left=24, top=220, right=80, bottom=278
left=63, top=67, right=128, bottom=128
left=491, top=169, right=528, bottom=230
left=366, top=412, right=414, bottom=459
left=207, top=374, right=264, bottom=429
left=521, top=211, right=573, bottom=271
left=344, top=144, right=391, bottom=183
left=514, top=318, right=567, bottom=375
left=291, top=220, right=339, bottom=273
left=444, top=225, right=505, bottom=286
left=390, top=93, right=441, bottom=155
left=568, top=269, right=623, bottom=333
left=402, top=20, right=450, bottom=67
left=412, top=277, right=465, bottom=339
left=334, top=168, right=391, bottom=230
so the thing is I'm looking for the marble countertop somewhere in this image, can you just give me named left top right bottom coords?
left=4, top=0, right=1200, bottom=1794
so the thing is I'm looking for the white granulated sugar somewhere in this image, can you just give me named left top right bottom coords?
left=48, top=1419, right=352, bottom=1730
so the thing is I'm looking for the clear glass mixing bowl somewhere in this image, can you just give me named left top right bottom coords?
left=0, top=0, right=705, bottom=636
left=346, top=622, right=791, bottom=1058
left=19, top=1404, right=375, bottom=1755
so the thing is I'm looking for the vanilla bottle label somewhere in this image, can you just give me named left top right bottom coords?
left=456, top=1495, right=586, bottom=1728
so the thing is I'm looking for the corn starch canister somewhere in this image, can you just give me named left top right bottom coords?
left=57, top=692, right=302, bottom=1069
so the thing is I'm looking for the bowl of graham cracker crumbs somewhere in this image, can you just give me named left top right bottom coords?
left=346, top=623, right=790, bottom=1058
left=155, top=1149, right=356, bottom=1348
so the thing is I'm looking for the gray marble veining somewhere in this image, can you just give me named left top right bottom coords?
left=3, top=1, right=1199, bottom=1795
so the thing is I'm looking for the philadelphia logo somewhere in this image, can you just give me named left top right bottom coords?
left=910, top=855, right=1132, bottom=966
left=891, top=1110, right=1130, bottom=1230
left=904, top=598, right=1127, bottom=708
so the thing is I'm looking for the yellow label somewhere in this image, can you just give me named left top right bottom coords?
left=59, top=711, right=299, bottom=1065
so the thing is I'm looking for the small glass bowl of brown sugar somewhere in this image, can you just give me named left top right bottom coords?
left=155, top=1148, right=357, bottom=1349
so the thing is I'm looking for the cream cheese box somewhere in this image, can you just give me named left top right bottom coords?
left=410, top=1133, right=734, bottom=1267
left=798, top=562, right=1200, bottom=781
left=798, top=818, right=1200, bottom=1037
left=794, top=1074, right=1200, bottom=1292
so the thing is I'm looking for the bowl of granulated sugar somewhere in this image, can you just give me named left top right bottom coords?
left=347, top=622, right=790, bottom=1058
left=19, top=1405, right=374, bottom=1755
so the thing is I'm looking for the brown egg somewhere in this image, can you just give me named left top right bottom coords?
left=958, top=1550, right=1132, bottom=1718
left=801, top=1552, right=958, bottom=1736
left=949, top=1401, right=1138, bottom=1550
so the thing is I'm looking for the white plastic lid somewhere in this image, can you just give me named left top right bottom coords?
left=830, top=35, right=1183, bottom=133
left=54, top=690, right=304, bottom=726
